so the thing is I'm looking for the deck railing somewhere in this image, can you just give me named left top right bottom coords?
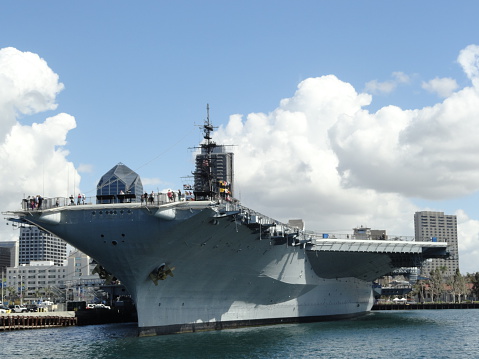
left=21, top=193, right=191, bottom=211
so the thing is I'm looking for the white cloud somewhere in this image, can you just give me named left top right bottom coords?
left=0, top=47, right=78, bottom=241
left=456, top=210, right=479, bottom=274
left=215, top=46, right=479, bottom=274
left=0, top=47, right=64, bottom=141
left=364, top=71, right=410, bottom=95
left=422, top=77, right=458, bottom=98
left=77, top=163, right=94, bottom=173
left=215, top=75, right=416, bottom=235
left=458, top=44, right=479, bottom=81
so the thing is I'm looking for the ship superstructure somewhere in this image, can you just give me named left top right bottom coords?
left=4, top=108, right=448, bottom=336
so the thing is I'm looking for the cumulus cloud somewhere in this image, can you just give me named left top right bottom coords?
left=214, top=45, right=479, bottom=273
left=215, top=75, right=417, bottom=234
left=458, top=44, right=479, bottom=81
left=456, top=210, right=479, bottom=274
left=0, top=47, right=64, bottom=141
left=422, top=77, right=458, bottom=98
left=0, top=47, right=78, bottom=241
left=364, top=71, right=411, bottom=95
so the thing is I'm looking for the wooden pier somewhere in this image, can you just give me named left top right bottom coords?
left=0, top=312, right=77, bottom=331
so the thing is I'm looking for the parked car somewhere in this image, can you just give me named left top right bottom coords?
left=10, top=305, right=28, bottom=313
left=86, top=303, right=111, bottom=310
left=0, top=305, right=10, bottom=313
left=26, top=304, right=38, bottom=312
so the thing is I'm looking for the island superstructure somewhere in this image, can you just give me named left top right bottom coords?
left=4, top=108, right=449, bottom=336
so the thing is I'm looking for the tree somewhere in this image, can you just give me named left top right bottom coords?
left=429, top=268, right=444, bottom=302
left=411, top=279, right=427, bottom=303
left=470, top=272, right=479, bottom=300
left=452, top=269, right=467, bottom=303
left=6, top=286, right=18, bottom=304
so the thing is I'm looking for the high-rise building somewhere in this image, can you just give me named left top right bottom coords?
left=19, top=227, right=67, bottom=266
left=414, top=211, right=459, bottom=277
left=0, top=241, right=18, bottom=270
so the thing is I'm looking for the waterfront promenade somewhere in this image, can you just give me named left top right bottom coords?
left=372, top=302, right=479, bottom=310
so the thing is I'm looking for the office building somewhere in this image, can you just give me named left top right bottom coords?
left=19, top=227, right=67, bottom=266
left=414, top=211, right=459, bottom=277
left=6, top=250, right=103, bottom=302
left=0, top=241, right=17, bottom=271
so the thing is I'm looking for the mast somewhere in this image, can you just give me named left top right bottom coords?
left=192, top=104, right=234, bottom=201
left=193, top=104, right=218, bottom=200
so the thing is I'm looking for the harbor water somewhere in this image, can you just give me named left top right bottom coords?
left=2, top=309, right=479, bottom=358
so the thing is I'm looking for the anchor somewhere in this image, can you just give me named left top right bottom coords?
left=149, top=264, right=175, bottom=285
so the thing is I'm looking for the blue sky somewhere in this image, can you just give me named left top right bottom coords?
left=2, top=1, right=479, bottom=273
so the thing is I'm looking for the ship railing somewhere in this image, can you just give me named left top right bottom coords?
left=308, top=233, right=418, bottom=242
left=221, top=202, right=296, bottom=234
left=20, top=192, right=193, bottom=211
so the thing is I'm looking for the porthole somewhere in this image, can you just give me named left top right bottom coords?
left=112, top=240, right=118, bottom=246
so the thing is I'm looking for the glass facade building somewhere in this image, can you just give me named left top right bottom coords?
left=96, top=163, right=143, bottom=203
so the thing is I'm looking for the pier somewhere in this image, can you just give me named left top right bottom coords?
left=0, top=312, right=77, bottom=331
left=0, top=306, right=137, bottom=331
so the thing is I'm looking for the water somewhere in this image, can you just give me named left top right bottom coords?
left=2, top=310, right=478, bottom=358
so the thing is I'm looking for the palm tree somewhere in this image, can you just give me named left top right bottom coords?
left=6, top=286, right=18, bottom=304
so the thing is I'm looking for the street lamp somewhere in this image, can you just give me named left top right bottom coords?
left=19, top=275, right=23, bottom=306
left=1, top=268, right=4, bottom=305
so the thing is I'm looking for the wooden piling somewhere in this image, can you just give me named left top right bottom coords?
left=0, top=314, right=77, bottom=331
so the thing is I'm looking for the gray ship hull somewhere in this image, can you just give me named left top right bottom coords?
left=6, top=200, right=447, bottom=335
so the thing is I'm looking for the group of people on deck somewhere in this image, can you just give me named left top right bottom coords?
left=69, top=193, right=86, bottom=205
left=141, top=189, right=195, bottom=205
left=25, top=195, right=44, bottom=210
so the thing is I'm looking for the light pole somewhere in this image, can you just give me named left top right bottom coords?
left=1, top=268, right=4, bottom=305
left=20, top=275, right=23, bottom=306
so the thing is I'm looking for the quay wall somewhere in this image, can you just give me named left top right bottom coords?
left=0, top=312, right=77, bottom=331
left=0, top=308, right=137, bottom=331
left=372, top=302, right=479, bottom=310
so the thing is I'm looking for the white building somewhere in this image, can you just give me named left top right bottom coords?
left=6, top=260, right=66, bottom=302
left=414, top=211, right=459, bottom=277
left=5, top=250, right=103, bottom=303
